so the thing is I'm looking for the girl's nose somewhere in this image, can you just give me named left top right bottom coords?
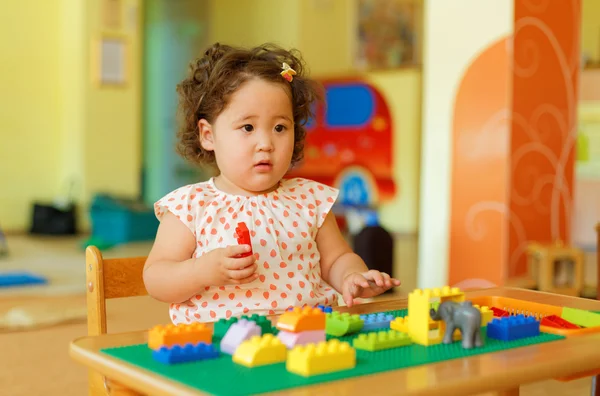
left=256, top=130, right=274, bottom=152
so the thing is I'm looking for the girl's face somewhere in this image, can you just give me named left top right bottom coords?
left=199, top=78, right=295, bottom=195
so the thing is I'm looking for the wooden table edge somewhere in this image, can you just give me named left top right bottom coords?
left=69, top=339, right=204, bottom=396
left=69, top=287, right=600, bottom=396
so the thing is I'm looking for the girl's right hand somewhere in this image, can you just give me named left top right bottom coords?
left=203, top=245, right=258, bottom=286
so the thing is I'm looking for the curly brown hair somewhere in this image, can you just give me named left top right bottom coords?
left=175, top=42, right=323, bottom=169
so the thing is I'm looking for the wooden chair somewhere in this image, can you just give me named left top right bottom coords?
left=86, top=245, right=148, bottom=396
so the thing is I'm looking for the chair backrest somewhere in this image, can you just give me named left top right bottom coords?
left=85, top=245, right=149, bottom=396
left=85, top=245, right=148, bottom=337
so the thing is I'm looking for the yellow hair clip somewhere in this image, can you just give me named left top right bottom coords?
left=280, top=62, right=296, bottom=82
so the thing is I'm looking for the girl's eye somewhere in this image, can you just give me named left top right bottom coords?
left=274, top=124, right=286, bottom=132
left=243, top=124, right=254, bottom=132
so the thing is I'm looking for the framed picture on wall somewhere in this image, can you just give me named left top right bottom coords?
left=92, top=34, right=128, bottom=87
left=355, top=0, right=422, bottom=70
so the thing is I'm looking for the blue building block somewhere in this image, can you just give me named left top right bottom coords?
left=0, top=272, right=48, bottom=288
left=486, top=315, right=540, bottom=341
left=317, top=305, right=333, bottom=313
left=359, top=313, right=395, bottom=331
left=152, top=342, right=219, bottom=364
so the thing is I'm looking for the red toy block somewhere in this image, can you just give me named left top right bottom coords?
left=540, top=314, right=580, bottom=329
left=490, top=307, right=510, bottom=317
left=235, top=222, right=253, bottom=258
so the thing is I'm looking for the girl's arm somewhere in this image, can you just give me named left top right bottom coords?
left=144, top=212, right=257, bottom=303
left=317, top=212, right=369, bottom=291
left=317, top=212, right=400, bottom=306
left=143, top=212, right=208, bottom=303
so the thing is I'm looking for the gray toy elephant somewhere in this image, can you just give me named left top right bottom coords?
left=430, top=300, right=484, bottom=349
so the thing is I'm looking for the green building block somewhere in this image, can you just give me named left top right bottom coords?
left=326, top=312, right=364, bottom=336
left=213, top=317, right=240, bottom=339
left=213, top=314, right=276, bottom=339
left=561, top=307, right=600, bottom=328
left=243, top=314, right=276, bottom=335
left=352, top=330, right=412, bottom=351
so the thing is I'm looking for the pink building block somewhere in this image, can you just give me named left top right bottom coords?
left=220, top=319, right=262, bottom=355
left=277, top=330, right=326, bottom=349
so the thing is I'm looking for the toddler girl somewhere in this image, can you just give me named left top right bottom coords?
left=143, top=43, right=400, bottom=324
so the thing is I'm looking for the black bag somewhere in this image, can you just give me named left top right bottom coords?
left=29, top=202, right=77, bottom=235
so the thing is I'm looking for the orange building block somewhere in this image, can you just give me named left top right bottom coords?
left=148, top=323, right=212, bottom=350
left=276, top=307, right=325, bottom=333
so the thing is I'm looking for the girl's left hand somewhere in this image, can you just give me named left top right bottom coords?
left=342, top=270, right=401, bottom=307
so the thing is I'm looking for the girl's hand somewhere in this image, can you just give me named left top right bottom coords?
left=341, top=270, right=401, bottom=307
left=202, top=245, right=258, bottom=286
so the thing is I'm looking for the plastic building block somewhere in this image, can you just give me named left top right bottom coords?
left=243, top=313, right=275, bottom=334
left=277, top=330, right=326, bottom=349
left=325, top=312, right=364, bottom=336
left=474, top=305, right=493, bottom=326
left=152, top=342, right=219, bottom=364
left=486, top=315, right=540, bottom=341
left=360, top=313, right=395, bottom=331
left=408, top=286, right=464, bottom=346
left=214, top=317, right=241, bottom=339
left=232, top=334, right=287, bottom=367
left=352, top=330, right=412, bottom=351
left=277, top=307, right=325, bottom=333
left=220, top=319, right=262, bottom=355
left=286, top=339, right=356, bottom=377
left=390, top=316, right=408, bottom=333
left=561, top=307, right=600, bottom=328
left=317, top=304, right=333, bottom=313
left=235, top=222, right=253, bottom=257
left=540, top=314, right=580, bottom=329
left=148, top=323, right=212, bottom=350
left=214, top=314, right=274, bottom=339
left=390, top=315, right=437, bottom=334
left=490, top=307, right=510, bottom=317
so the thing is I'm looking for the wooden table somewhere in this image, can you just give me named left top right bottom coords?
left=69, top=287, right=600, bottom=396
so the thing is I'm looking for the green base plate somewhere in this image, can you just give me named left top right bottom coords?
left=101, top=309, right=564, bottom=396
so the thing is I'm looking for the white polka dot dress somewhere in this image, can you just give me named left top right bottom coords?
left=154, top=177, right=340, bottom=324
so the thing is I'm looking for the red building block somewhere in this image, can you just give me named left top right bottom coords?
left=540, top=315, right=580, bottom=329
left=490, top=307, right=510, bottom=317
left=235, top=222, right=253, bottom=258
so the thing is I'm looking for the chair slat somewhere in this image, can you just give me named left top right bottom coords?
left=103, top=256, right=148, bottom=299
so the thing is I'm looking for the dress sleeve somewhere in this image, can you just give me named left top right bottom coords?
left=292, top=178, right=339, bottom=228
left=154, top=185, right=199, bottom=236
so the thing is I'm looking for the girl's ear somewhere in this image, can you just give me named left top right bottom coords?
left=198, top=119, right=215, bottom=151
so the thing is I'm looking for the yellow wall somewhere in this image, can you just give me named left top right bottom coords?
left=583, top=0, right=600, bottom=64
left=209, top=0, right=422, bottom=234
left=0, top=1, right=62, bottom=231
left=0, top=0, right=142, bottom=232
left=83, top=0, right=142, bottom=203
left=368, top=71, right=421, bottom=234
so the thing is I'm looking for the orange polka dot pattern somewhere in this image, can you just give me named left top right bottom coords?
left=154, top=177, right=340, bottom=324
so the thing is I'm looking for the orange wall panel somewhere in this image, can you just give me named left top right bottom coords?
left=509, top=0, right=581, bottom=277
left=449, top=38, right=511, bottom=288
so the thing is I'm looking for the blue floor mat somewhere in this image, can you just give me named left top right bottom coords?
left=0, top=272, right=48, bottom=288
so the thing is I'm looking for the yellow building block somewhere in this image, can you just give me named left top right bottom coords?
left=474, top=305, right=493, bottom=326
left=286, top=339, right=356, bottom=377
left=232, top=334, right=287, bottom=367
left=390, top=316, right=408, bottom=333
left=408, top=286, right=464, bottom=346
left=276, top=307, right=326, bottom=333
left=390, top=316, right=436, bottom=333
left=148, top=323, right=212, bottom=350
